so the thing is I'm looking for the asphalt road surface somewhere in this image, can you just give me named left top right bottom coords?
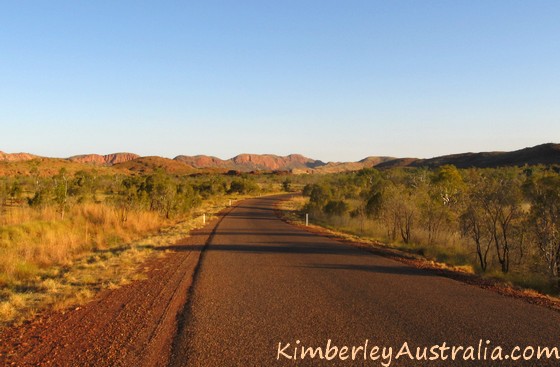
left=170, top=195, right=560, bottom=367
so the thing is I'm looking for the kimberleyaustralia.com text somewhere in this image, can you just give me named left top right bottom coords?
left=276, top=339, right=560, bottom=366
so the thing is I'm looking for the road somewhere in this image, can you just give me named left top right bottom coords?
left=170, top=195, right=560, bottom=367
left=1, top=195, right=558, bottom=366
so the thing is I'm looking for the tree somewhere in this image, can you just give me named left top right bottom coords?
left=418, top=166, right=464, bottom=245
left=29, top=160, right=41, bottom=191
left=307, top=184, right=331, bottom=213
left=144, top=170, right=178, bottom=218
left=357, top=169, right=386, bottom=218
left=228, top=178, right=258, bottom=194
left=346, top=170, right=386, bottom=232
left=8, top=179, right=23, bottom=206
left=28, top=180, right=53, bottom=208
left=195, top=175, right=226, bottom=198
left=324, top=200, right=348, bottom=217
left=53, top=168, right=69, bottom=219
left=380, top=183, right=416, bottom=244
left=468, top=170, right=524, bottom=273
left=176, top=182, right=201, bottom=214
left=282, top=179, right=292, bottom=192
left=526, top=175, right=560, bottom=282
left=0, top=179, right=8, bottom=215
left=432, top=165, right=464, bottom=206
left=114, top=176, right=145, bottom=223
left=396, top=194, right=416, bottom=244
left=419, top=189, right=448, bottom=246
left=302, top=184, right=314, bottom=197
left=460, top=203, right=492, bottom=272
left=70, top=170, right=98, bottom=203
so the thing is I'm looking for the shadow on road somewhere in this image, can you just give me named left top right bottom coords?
left=157, top=242, right=366, bottom=256
left=190, top=231, right=317, bottom=237
left=234, top=205, right=276, bottom=212
left=298, top=263, right=435, bottom=277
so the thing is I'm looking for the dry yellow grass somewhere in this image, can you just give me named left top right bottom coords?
left=0, top=203, right=163, bottom=286
left=0, top=193, right=270, bottom=326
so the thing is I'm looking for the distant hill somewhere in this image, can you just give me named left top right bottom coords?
left=308, top=161, right=366, bottom=174
left=174, top=155, right=230, bottom=169
left=301, top=156, right=393, bottom=174
left=113, top=156, right=194, bottom=174
left=0, top=157, right=119, bottom=177
left=359, top=156, right=398, bottom=166
left=68, top=153, right=139, bottom=165
left=390, top=143, right=560, bottom=169
left=230, top=154, right=324, bottom=171
left=0, top=151, right=39, bottom=162
left=375, top=157, right=420, bottom=169
left=174, top=153, right=324, bottom=172
left=1, top=143, right=559, bottom=176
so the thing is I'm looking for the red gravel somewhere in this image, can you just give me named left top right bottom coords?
left=0, top=211, right=225, bottom=367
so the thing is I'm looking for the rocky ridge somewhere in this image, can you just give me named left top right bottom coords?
left=1, top=143, right=559, bottom=173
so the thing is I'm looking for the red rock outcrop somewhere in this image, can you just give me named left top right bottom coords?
left=0, top=151, right=38, bottom=162
left=174, top=155, right=228, bottom=168
left=113, top=156, right=194, bottom=174
left=174, top=154, right=324, bottom=171
left=68, top=153, right=140, bottom=166
left=229, top=154, right=323, bottom=171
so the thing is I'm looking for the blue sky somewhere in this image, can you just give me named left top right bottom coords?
left=1, top=1, right=559, bottom=162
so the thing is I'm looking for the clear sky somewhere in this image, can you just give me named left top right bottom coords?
left=1, top=1, right=559, bottom=162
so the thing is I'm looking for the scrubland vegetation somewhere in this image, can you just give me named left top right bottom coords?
left=3, top=160, right=559, bottom=324
left=0, top=166, right=273, bottom=324
left=294, top=165, right=560, bottom=296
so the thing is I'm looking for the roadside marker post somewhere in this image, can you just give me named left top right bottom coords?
left=306, top=213, right=309, bottom=227
left=203, top=213, right=206, bottom=225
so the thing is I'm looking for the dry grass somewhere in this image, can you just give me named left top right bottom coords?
left=277, top=195, right=307, bottom=222
left=0, top=193, right=266, bottom=326
left=0, top=203, right=163, bottom=286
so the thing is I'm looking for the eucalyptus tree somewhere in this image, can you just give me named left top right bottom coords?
left=466, top=169, right=524, bottom=273
left=525, top=174, right=560, bottom=283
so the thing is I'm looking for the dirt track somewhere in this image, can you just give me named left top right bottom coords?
left=0, top=209, right=226, bottom=367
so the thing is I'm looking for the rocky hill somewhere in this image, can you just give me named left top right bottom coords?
left=230, top=154, right=323, bottom=171
left=375, top=157, right=420, bottom=169
left=113, top=156, right=194, bottom=174
left=68, top=153, right=139, bottom=165
left=174, top=155, right=229, bottom=169
left=376, top=143, right=560, bottom=169
left=0, top=151, right=38, bottom=162
left=1, top=143, right=559, bottom=174
left=358, top=156, right=398, bottom=166
left=174, top=153, right=324, bottom=172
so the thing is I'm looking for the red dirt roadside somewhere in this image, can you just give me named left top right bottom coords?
left=0, top=211, right=226, bottom=367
